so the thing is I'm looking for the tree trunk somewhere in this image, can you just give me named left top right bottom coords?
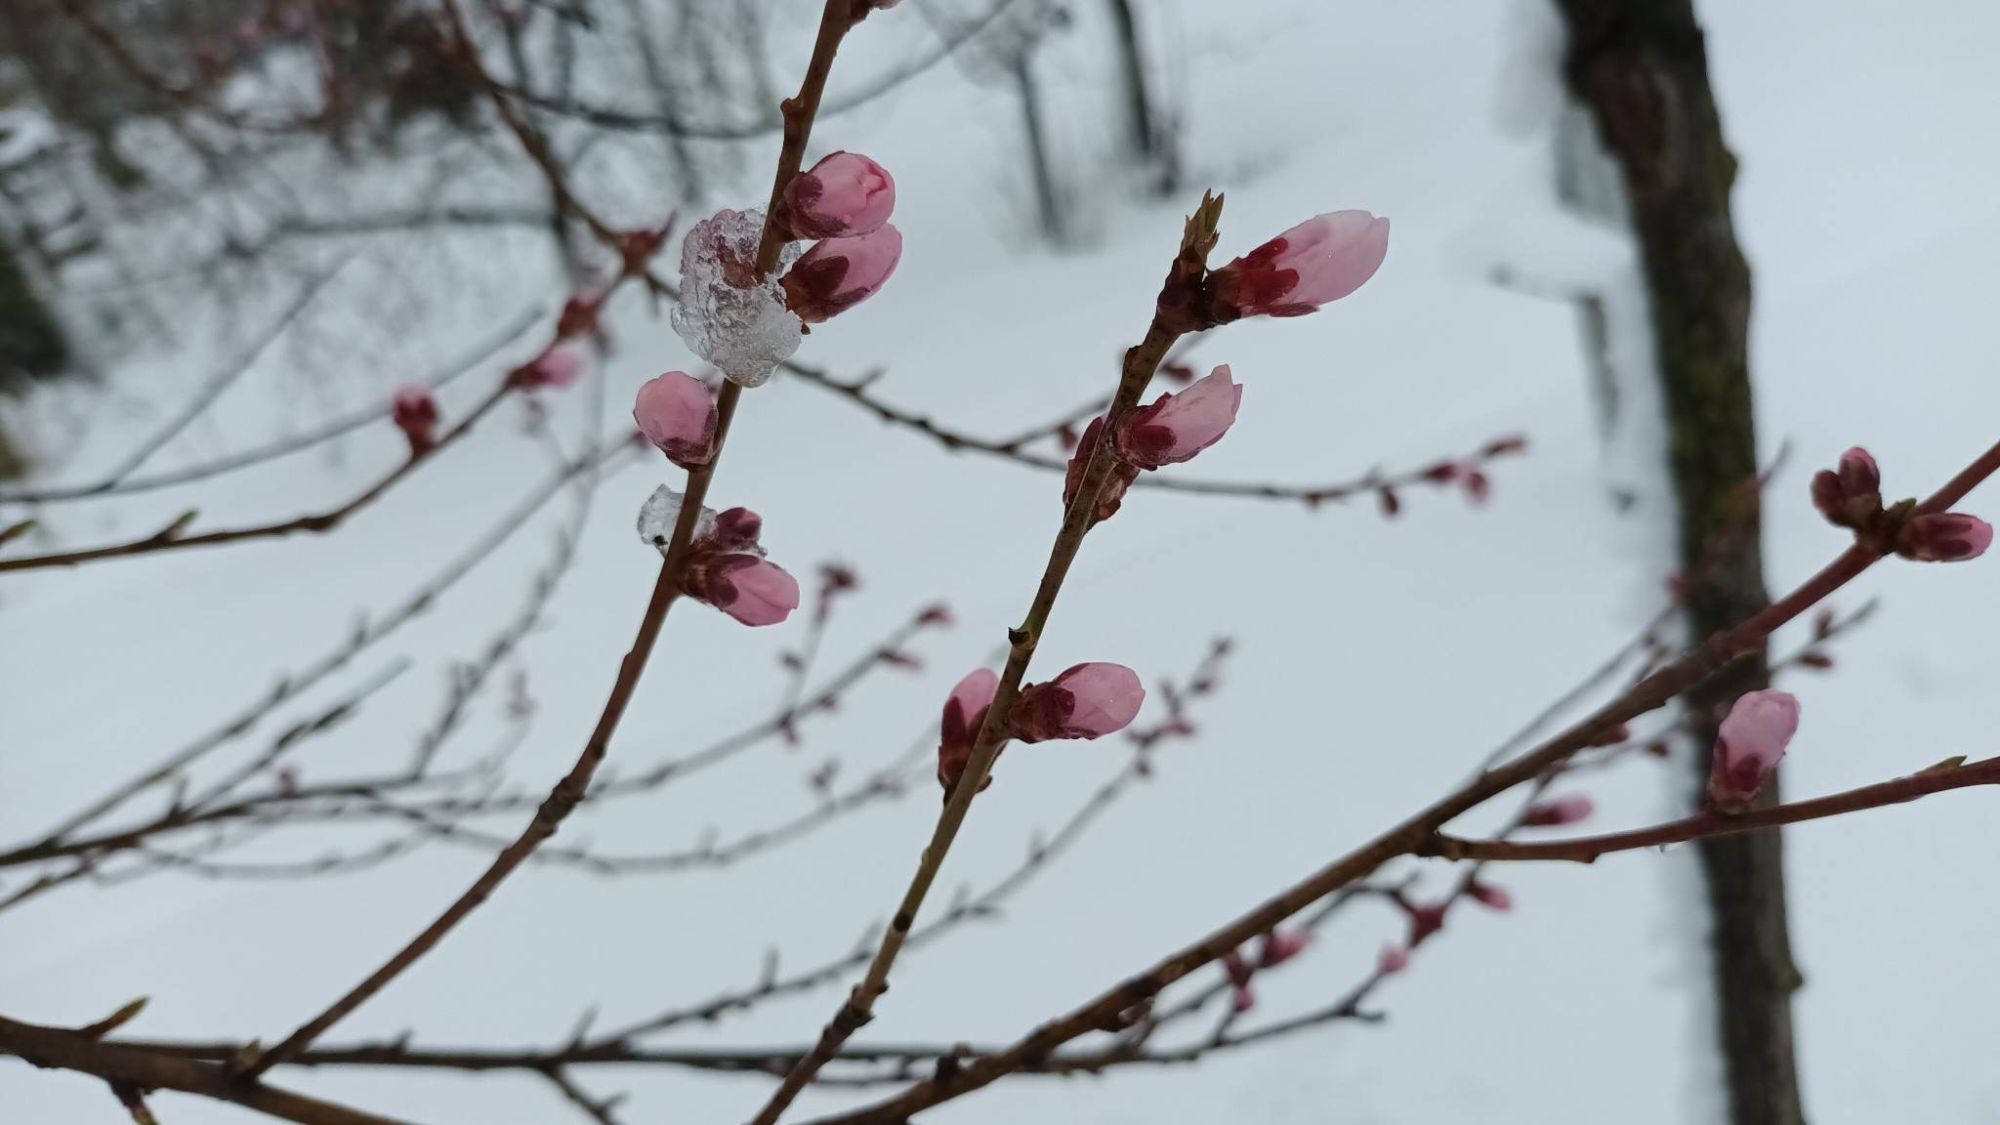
left=1011, top=53, right=1064, bottom=245
left=1551, top=4, right=1806, bottom=1125
left=1105, top=0, right=1155, bottom=159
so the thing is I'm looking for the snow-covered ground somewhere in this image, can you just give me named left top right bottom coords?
left=4, top=1, right=1998, bottom=1121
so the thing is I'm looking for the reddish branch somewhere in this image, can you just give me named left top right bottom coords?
left=231, top=0, right=879, bottom=1084
left=750, top=194, right=1228, bottom=1125
left=793, top=437, right=2000, bottom=1124
left=778, top=351, right=1528, bottom=509
left=1427, top=755, right=2000, bottom=863
left=0, top=371, right=514, bottom=574
left=0, top=1014, right=405, bottom=1125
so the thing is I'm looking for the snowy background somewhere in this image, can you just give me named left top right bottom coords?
left=4, top=0, right=1999, bottom=1121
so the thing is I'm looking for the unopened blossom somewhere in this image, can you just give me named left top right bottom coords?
left=634, top=371, right=719, bottom=468
left=391, top=386, right=439, bottom=454
left=1205, top=210, right=1389, bottom=322
left=936, top=668, right=1000, bottom=791
left=685, top=551, right=799, bottom=627
left=1114, top=366, right=1242, bottom=469
left=1222, top=949, right=1257, bottom=1013
left=636, top=488, right=796, bottom=626
left=781, top=224, right=902, bottom=323
left=1521, top=794, right=1593, bottom=828
left=1708, top=689, right=1800, bottom=812
left=709, top=507, right=763, bottom=552
left=1010, top=662, right=1146, bottom=743
left=1064, top=417, right=1139, bottom=524
left=1378, top=945, right=1410, bottom=975
left=514, top=341, right=588, bottom=390
left=1467, top=882, right=1513, bottom=912
left=1405, top=901, right=1449, bottom=943
left=783, top=151, right=895, bottom=239
left=1258, top=930, right=1313, bottom=967
left=1896, top=512, right=1993, bottom=563
left=1810, top=446, right=1882, bottom=529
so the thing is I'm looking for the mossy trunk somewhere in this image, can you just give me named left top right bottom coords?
left=1553, top=4, right=1805, bottom=1125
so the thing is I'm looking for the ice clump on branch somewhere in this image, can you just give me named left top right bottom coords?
left=670, top=208, right=803, bottom=388
left=637, top=485, right=716, bottom=553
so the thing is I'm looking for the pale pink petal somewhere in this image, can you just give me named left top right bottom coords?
left=521, top=341, right=589, bottom=388
left=784, top=151, right=896, bottom=239
left=704, top=555, right=800, bottom=627
left=781, top=225, right=902, bottom=323
left=1522, top=794, right=1593, bottom=828
left=1898, top=512, right=1993, bottom=562
left=1259, top=930, right=1313, bottom=967
left=1050, top=662, right=1146, bottom=738
left=1211, top=210, right=1389, bottom=320
left=1118, top=365, right=1242, bottom=469
left=1378, top=945, right=1409, bottom=975
left=1708, top=690, right=1800, bottom=809
left=1280, top=211, right=1391, bottom=309
left=633, top=371, right=718, bottom=467
left=938, top=667, right=1001, bottom=790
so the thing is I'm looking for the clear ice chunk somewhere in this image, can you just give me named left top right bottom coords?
left=637, top=485, right=716, bottom=553
left=670, top=208, right=804, bottom=388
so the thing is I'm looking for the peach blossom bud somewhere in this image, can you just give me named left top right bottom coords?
left=391, top=386, right=439, bottom=454
left=1896, top=512, right=1993, bottom=562
left=1207, top=210, right=1389, bottom=322
left=1010, top=663, right=1146, bottom=742
left=633, top=371, right=718, bottom=468
left=1115, top=365, right=1242, bottom=469
left=781, top=225, right=902, bottom=323
left=1708, top=689, right=1800, bottom=812
left=784, top=151, right=895, bottom=239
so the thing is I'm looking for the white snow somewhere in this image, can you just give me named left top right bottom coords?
left=3, top=2, right=1999, bottom=1124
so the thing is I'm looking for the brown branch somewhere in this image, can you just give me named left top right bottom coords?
left=0, top=379, right=515, bottom=574
left=1428, top=755, right=2000, bottom=863
left=751, top=194, right=1225, bottom=1125
left=237, top=0, right=875, bottom=1083
left=0, top=1014, right=409, bottom=1125
left=794, top=437, right=2000, bottom=1124
left=778, top=354, right=1526, bottom=509
left=0, top=306, right=542, bottom=507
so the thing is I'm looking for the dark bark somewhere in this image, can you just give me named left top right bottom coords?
left=1553, top=4, right=1806, bottom=1125
left=1011, top=52, right=1064, bottom=244
left=1105, top=0, right=1155, bottom=158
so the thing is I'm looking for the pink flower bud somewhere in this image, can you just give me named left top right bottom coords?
left=1708, top=689, right=1799, bottom=812
left=1010, top=662, right=1146, bottom=742
left=1811, top=446, right=1883, bottom=529
left=391, top=386, right=439, bottom=454
left=556, top=294, right=602, bottom=338
left=1063, top=417, right=1138, bottom=524
left=1405, top=901, right=1448, bottom=943
left=688, top=554, right=799, bottom=627
left=710, top=507, right=764, bottom=552
left=937, top=668, right=1000, bottom=791
left=515, top=341, right=589, bottom=389
left=1467, top=882, right=1513, bottom=912
left=1258, top=930, right=1313, bottom=967
left=783, top=151, right=895, bottom=239
left=1522, top=794, right=1593, bottom=828
left=1378, top=945, right=1409, bottom=975
left=1230, top=983, right=1257, bottom=1014
left=1114, top=365, right=1242, bottom=469
left=781, top=225, right=902, bottom=323
left=1207, top=210, right=1389, bottom=321
left=1222, top=949, right=1255, bottom=989
left=1896, top=512, right=1993, bottom=563
left=634, top=371, right=718, bottom=468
